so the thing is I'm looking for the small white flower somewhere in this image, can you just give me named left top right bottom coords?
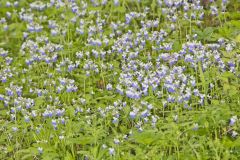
left=102, top=144, right=107, bottom=149
left=173, top=115, right=178, bottom=122
left=59, top=135, right=64, bottom=140
left=231, top=131, right=238, bottom=138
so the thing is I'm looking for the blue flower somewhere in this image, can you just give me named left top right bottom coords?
left=229, top=116, right=237, bottom=126
left=193, top=123, right=199, bottom=131
left=38, top=147, right=43, bottom=154
left=141, top=110, right=149, bottom=118
left=129, top=111, right=137, bottom=119
left=109, top=148, right=115, bottom=155
left=112, top=117, right=118, bottom=124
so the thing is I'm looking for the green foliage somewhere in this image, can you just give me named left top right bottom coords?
left=0, top=0, right=240, bottom=160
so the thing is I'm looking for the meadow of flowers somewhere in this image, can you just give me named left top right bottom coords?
left=0, top=0, right=239, bottom=159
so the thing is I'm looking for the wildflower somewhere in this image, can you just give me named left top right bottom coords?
left=231, top=131, right=238, bottom=138
left=6, top=1, right=11, bottom=7
left=38, top=147, right=43, bottom=154
left=102, top=144, right=107, bottom=149
left=52, top=119, right=57, bottom=128
left=114, top=138, right=120, bottom=145
left=106, top=83, right=113, bottom=90
left=14, top=1, right=19, bottom=7
left=141, top=110, right=149, bottom=118
left=24, top=116, right=30, bottom=123
left=229, top=116, right=237, bottom=126
left=3, top=25, right=9, bottom=31
left=210, top=6, right=218, bottom=16
left=112, top=117, right=118, bottom=124
left=109, top=148, right=115, bottom=155
left=59, top=135, right=65, bottom=140
left=12, top=127, right=18, bottom=132
left=0, top=94, right=4, bottom=101
left=129, top=111, right=137, bottom=119
left=173, top=115, right=178, bottom=122
left=193, top=123, right=199, bottom=131
left=138, top=127, right=143, bottom=132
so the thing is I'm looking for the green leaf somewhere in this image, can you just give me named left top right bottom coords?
left=34, top=97, right=45, bottom=108
left=7, top=146, right=14, bottom=152
left=42, top=152, right=60, bottom=160
left=223, top=83, right=231, bottom=92
left=16, top=149, right=30, bottom=154
left=113, top=6, right=126, bottom=13
left=95, top=95, right=116, bottom=100
left=173, top=41, right=181, bottom=51
left=229, top=86, right=238, bottom=96
left=64, top=151, right=74, bottom=160
left=212, top=100, right=220, bottom=105
left=221, top=72, right=235, bottom=79
left=151, top=0, right=156, bottom=11
left=66, top=136, right=95, bottom=145
left=235, top=34, right=240, bottom=43
left=21, top=154, right=33, bottom=160
left=203, top=27, right=214, bottom=36
left=132, top=130, right=159, bottom=145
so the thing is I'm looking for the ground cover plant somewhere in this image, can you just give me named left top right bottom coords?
left=0, top=0, right=240, bottom=159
